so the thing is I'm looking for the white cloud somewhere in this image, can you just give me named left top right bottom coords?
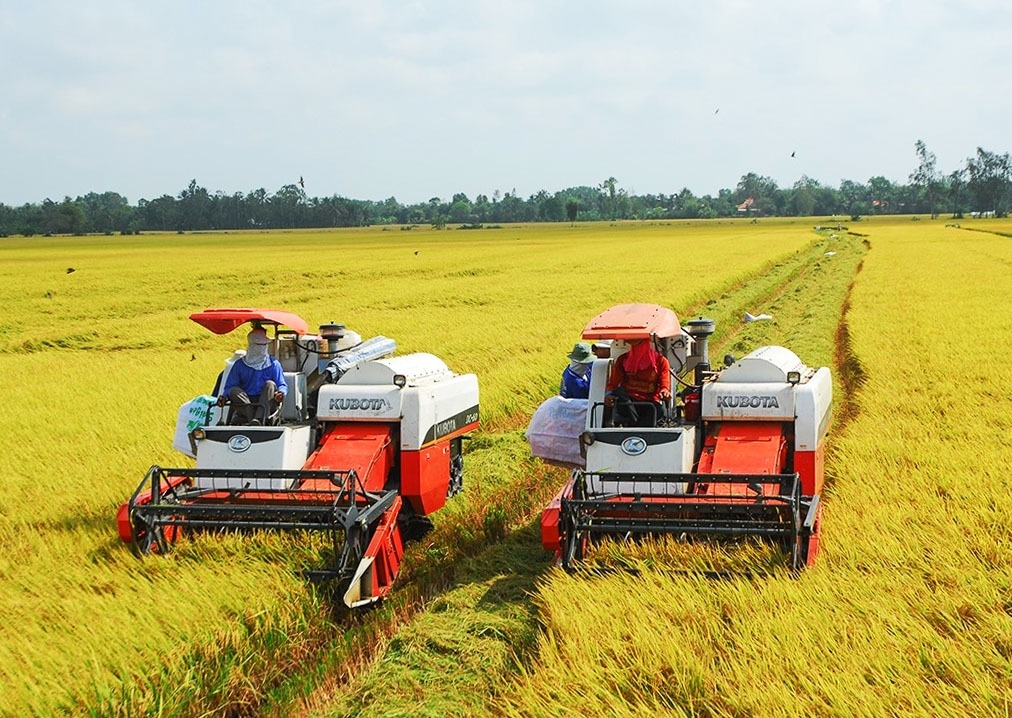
left=1, top=0, right=1010, bottom=204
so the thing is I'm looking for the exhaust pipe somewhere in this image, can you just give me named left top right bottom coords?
left=319, top=323, right=346, bottom=357
left=684, top=317, right=715, bottom=385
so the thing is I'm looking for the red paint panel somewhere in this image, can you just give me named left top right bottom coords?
left=581, top=303, right=682, bottom=340
left=305, top=423, right=394, bottom=493
left=540, top=480, right=572, bottom=552
left=705, top=422, right=787, bottom=475
left=189, top=308, right=309, bottom=335
left=794, top=447, right=824, bottom=497
left=363, top=498, right=404, bottom=600
left=400, top=442, right=451, bottom=515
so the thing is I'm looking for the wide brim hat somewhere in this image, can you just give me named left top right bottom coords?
left=568, top=342, right=594, bottom=363
left=247, top=328, right=270, bottom=345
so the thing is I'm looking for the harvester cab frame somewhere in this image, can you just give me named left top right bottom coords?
left=534, top=303, right=831, bottom=573
left=117, top=308, right=480, bottom=608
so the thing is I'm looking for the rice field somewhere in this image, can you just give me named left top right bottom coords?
left=3, top=217, right=1009, bottom=716
left=299, top=218, right=1012, bottom=717
left=0, top=220, right=815, bottom=716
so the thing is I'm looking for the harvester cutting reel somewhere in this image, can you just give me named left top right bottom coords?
left=558, top=470, right=821, bottom=573
left=125, top=465, right=402, bottom=594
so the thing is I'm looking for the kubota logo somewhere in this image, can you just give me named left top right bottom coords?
left=621, top=436, right=647, bottom=456
left=228, top=435, right=252, bottom=453
left=328, top=397, right=391, bottom=411
left=716, top=395, right=780, bottom=409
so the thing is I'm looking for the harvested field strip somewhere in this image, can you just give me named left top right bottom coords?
left=291, top=232, right=866, bottom=717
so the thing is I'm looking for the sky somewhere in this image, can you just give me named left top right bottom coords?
left=1, top=0, right=1009, bottom=206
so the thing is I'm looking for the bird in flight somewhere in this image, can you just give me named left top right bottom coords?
left=299, top=176, right=305, bottom=189
left=790, top=151, right=796, bottom=158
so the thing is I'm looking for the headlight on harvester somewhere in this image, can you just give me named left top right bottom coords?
left=192, top=428, right=206, bottom=441
left=787, top=370, right=801, bottom=385
left=393, top=374, right=407, bottom=388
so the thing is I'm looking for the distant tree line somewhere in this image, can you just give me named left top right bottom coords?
left=1, top=142, right=1009, bottom=237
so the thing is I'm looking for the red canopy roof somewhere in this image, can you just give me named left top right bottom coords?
left=189, top=308, right=310, bottom=336
left=581, top=303, right=682, bottom=341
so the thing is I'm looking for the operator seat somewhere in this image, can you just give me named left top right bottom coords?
left=224, top=398, right=282, bottom=426
left=610, top=399, right=659, bottom=428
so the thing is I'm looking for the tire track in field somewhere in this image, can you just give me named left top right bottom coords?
left=832, top=258, right=869, bottom=428
left=259, top=233, right=870, bottom=718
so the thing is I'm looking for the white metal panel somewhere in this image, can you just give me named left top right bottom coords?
left=585, top=425, right=697, bottom=495
left=399, top=373, right=479, bottom=450
left=340, top=353, right=452, bottom=386
left=316, top=384, right=403, bottom=421
left=701, top=382, right=796, bottom=420
left=794, top=367, right=833, bottom=450
left=586, top=358, right=612, bottom=429
left=194, top=425, right=313, bottom=490
left=282, top=372, right=307, bottom=421
left=718, top=346, right=806, bottom=383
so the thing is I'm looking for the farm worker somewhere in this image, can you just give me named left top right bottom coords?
left=559, top=342, right=594, bottom=399
left=218, top=328, right=287, bottom=425
left=604, top=338, right=671, bottom=426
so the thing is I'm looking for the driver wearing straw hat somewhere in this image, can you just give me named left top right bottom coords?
left=217, top=327, right=288, bottom=425
left=559, top=342, right=594, bottom=399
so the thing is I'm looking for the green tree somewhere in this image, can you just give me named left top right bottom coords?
left=271, top=183, right=306, bottom=228
left=838, top=179, right=868, bottom=218
left=177, top=179, right=212, bottom=230
left=599, top=177, right=618, bottom=219
left=565, top=197, right=579, bottom=223
left=448, top=192, right=473, bottom=223
left=735, top=173, right=779, bottom=215
left=789, top=176, right=820, bottom=216
left=909, top=140, right=941, bottom=218
left=947, top=168, right=966, bottom=218
left=79, top=191, right=130, bottom=233
left=966, top=147, right=1012, bottom=217
left=866, top=176, right=896, bottom=214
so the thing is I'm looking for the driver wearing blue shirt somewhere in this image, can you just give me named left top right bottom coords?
left=218, top=328, right=287, bottom=425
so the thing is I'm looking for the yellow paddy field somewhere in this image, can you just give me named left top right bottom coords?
left=1, top=218, right=1009, bottom=716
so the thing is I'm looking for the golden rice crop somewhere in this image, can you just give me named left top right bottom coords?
left=305, top=225, right=867, bottom=717
left=497, top=219, right=1012, bottom=717
left=0, top=220, right=813, bottom=715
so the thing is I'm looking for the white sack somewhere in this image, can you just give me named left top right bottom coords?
left=525, top=396, right=588, bottom=469
left=172, top=395, right=215, bottom=457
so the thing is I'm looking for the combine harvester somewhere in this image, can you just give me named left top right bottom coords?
left=530, top=303, right=831, bottom=571
left=117, top=309, right=479, bottom=607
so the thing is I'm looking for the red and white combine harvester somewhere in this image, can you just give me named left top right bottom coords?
left=531, top=303, right=831, bottom=571
left=117, top=309, right=479, bottom=607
